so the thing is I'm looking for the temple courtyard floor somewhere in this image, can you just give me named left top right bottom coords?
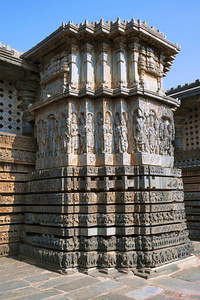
left=0, top=242, right=200, bottom=300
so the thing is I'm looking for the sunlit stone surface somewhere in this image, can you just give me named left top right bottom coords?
left=0, top=19, right=193, bottom=274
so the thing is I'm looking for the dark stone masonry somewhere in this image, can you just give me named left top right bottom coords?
left=0, top=19, right=194, bottom=275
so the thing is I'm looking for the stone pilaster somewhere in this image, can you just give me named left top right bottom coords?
left=18, top=91, right=37, bottom=136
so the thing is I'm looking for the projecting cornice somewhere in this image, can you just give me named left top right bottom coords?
left=21, top=18, right=180, bottom=76
left=0, top=42, right=39, bottom=73
left=167, top=79, right=200, bottom=99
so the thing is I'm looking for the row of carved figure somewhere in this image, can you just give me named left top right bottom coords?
left=25, top=210, right=186, bottom=226
left=22, top=230, right=189, bottom=251
left=36, top=108, right=174, bottom=158
left=19, top=242, right=193, bottom=269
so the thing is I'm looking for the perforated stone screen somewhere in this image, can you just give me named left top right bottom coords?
left=0, top=79, right=22, bottom=134
left=183, top=106, right=200, bottom=150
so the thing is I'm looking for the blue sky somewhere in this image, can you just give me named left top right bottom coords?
left=0, top=0, right=199, bottom=90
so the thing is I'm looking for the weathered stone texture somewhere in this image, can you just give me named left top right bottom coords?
left=168, top=80, right=200, bottom=240
left=0, top=132, right=36, bottom=256
left=0, top=42, right=38, bottom=256
left=0, top=19, right=193, bottom=273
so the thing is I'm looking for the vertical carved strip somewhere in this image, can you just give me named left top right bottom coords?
left=157, top=54, right=165, bottom=93
left=129, top=42, right=140, bottom=87
left=116, top=42, right=127, bottom=88
left=83, top=43, right=93, bottom=89
left=69, top=44, right=79, bottom=89
left=138, top=46, right=146, bottom=88
left=99, top=43, right=109, bottom=88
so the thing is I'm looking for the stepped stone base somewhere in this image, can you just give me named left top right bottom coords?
left=19, top=165, right=193, bottom=272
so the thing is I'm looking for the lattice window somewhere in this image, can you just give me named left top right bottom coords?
left=0, top=79, right=22, bottom=134
left=183, top=107, right=200, bottom=150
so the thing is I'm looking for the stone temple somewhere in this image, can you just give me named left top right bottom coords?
left=0, top=18, right=194, bottom=276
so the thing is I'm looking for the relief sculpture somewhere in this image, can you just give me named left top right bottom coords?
left=97, top=112, right=103, bottom=154
left=70, top=112, right=79, bottom=155
left=103, top=111, right=113, bottom=154
left=147, top=110, right=159, bottom=154
left=86, top=113, right=94, bottom=154
left=159, top=117, right=175, bottom=155
left=114, top=112, right=128, bottom=153
left=133, top=108, right=148, bottom=153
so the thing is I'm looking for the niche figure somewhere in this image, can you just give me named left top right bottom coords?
left=70, top=112, right=79, bottom=155
left=114, top=112, right=128, bottom=153
left=159, top=118, right=174, bottom=155
left=133, top=108, right=148, bottom=153
left=148, top=110, right=159, bottom=154
left=86, top=113, right=94, bottom=154
left=103, top=111, right=112, bottom=154
left=37, top=120, right=46, bottom=158
left=97, top=112, right=103, bottom=154
left=47, top=115, right=55, bottom=157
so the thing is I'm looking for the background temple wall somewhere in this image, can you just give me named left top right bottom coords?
left=0, top=44, right=38, bottom=256
left=168, top=80, right=200, bottom=241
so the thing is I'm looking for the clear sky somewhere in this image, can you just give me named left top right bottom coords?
left=0, top=0, right=199, bottom=90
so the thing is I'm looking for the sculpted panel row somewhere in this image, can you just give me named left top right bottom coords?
left=0, top=133, right=37, bottom=151
left=0, top=231, right=21, bottom=244
left=24, top=222, right=187, bottom=237
left=0, top=194, right=25, bottom=205
left=30, top=165, right=182, bottom=179
left=27, top=176, right=183, bottom=193
left=22, top=230, right=189, bottom=251
left=0, top=148, right=35, bottom=164
left=0, top=243, right=20, bottom=257
left=25, top=191, right=184, bottom=205
left=19, top=242, right=193, bottom=269
left=24, top=210, right=186, bottom=227
left=0, top=162, right=34, bottom=173
left=35, top=98, right=174, bottom=163
left=25, top=203, right=185, bottom=214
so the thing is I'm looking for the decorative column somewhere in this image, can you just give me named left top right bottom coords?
left=68, top=44, right=79, bottom=89
left=83, top=43, right=93, bottom=89
left=116, top=42, right=127, bottom=88
left=129, top=42, right=140, bottom=87
left=99, top=43, right=109, bottom=88
left=138, top=46, right=146, bottom=88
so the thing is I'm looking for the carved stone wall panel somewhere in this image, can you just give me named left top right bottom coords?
left=34, top=97, right=175, bottom=169
left=0, top=132, right=36, bottom=256
left=14, top=18, right=192, bottom=273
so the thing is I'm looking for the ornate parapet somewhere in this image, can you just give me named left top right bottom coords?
left=17, top=19, right=193, bottom=275
left=23, top=18, right=180, bottom=110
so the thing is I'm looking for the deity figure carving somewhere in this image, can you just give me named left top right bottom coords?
left=114, top=112, right=128, bottom=153
left=168, top=119, right=175, bottom=155
left=86, top=113, right=94, bottom=154
left=47, top=115, right=55, bottom=157
left=103, top=111, right=113, bottom=154
left=159, top=117, right=175, bottom=155
left=60, top=113, right=70, bottom=154
left=70, top=112, right=79, bottom=155
left=97, top=112, right=103, bottom=154
left=55, top=119, right=61, bottom=156
left=133, top=108, right=148, bottom=153
left=147, top=110, right=159, bottom=154
left=37, top=120, right=47, bottom=158
left=79, top=112, right=86, bottom=154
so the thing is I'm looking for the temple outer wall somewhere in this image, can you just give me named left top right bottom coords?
left=167, top=79, right=200, bottom=240
left=0, top=43, right=38, bottom=256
